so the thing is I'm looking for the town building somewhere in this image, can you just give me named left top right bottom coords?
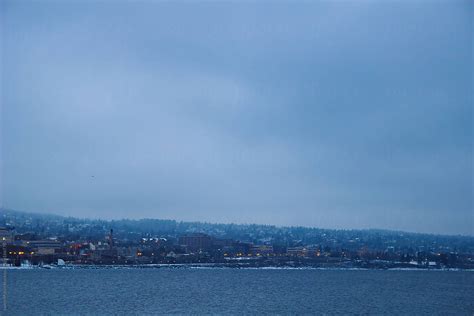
left=179, top=233, right=213, bottom=251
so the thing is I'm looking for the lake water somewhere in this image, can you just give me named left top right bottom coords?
left=3, top=268, right=474, bottom=315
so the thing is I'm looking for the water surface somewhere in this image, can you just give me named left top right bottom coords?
left=4, top=268, right=474, bottom=315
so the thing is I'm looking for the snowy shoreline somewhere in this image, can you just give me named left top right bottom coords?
left=1, top=264, right=472, bottom=272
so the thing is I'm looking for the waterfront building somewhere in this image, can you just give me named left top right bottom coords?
left=251, top=245, right=273, bottom=256
left=179, top=233, right=212, bottom=252
left=27, top=240, right=62, bottom=255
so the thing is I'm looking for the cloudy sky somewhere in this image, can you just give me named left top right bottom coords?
left=1, top=1, right=472, bottom=235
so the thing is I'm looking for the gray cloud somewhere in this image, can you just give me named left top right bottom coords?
left=1, top=0, right=472, bottom=235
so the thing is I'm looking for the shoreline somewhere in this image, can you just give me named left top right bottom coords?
left=2, top=264, right=473, bottom=272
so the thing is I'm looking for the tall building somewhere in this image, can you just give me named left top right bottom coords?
left=179, top=233, right=212, bottom=251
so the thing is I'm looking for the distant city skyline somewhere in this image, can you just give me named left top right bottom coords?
left=1, top=1, right=473, bottom=235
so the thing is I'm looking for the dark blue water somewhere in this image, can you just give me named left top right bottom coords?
left=3, top=268, right=474, bottom=315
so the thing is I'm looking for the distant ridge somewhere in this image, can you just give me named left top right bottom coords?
left=1, top=208, right=472, bottom=239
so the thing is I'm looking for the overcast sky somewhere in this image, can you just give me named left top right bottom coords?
left=1, top=0, right=472, bottom=235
